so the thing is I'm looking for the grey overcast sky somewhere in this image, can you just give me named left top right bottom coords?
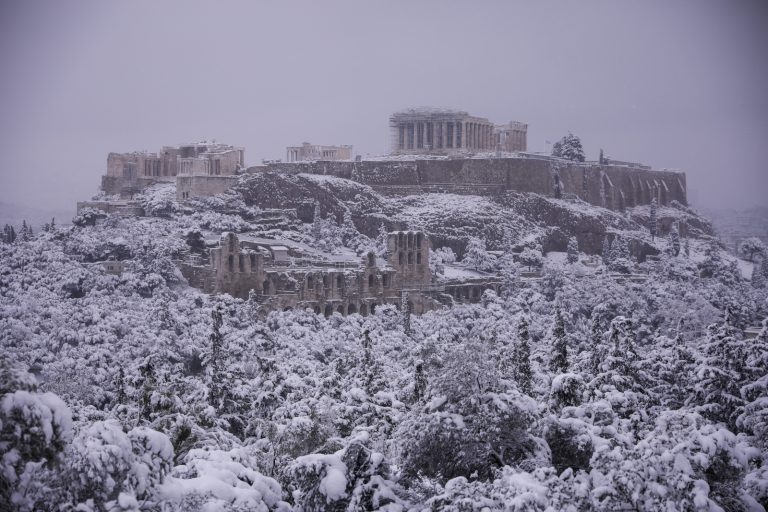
left=1, top=0, right=767, bottom=217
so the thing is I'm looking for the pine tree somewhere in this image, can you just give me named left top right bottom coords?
left=551, top=133, right=585, bottom=162
left=602, top=236, right=612, bottom=265
left=599, top=148, right=605, bottom=164
left=401, top=292, right=411, bottom=335
left=649, top=198, right=658, bottom=241
left=550, top=308, right=568, bottom=374
left=208, top=306, right=224, bottom=410
left=414, top=361, right=426, bottom=402
left=566, top=237, right=579, bottom=264
left=515, top=317, right=532, bottom=395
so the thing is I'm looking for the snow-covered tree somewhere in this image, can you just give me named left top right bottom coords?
left=463, top=237, right=496, bottom=272
left=551, top=133, right=585, bottom=162
left=669, top=222, right=681, bottom=256
left=208, top=306, right=224, bottom=410
left=650, top=197, right=658, bottom=240
left=550, top=307, right=569, bottom=374
left=515, top=317, right=533, bottom=395
left=374, top=223, right=388, bottom=257
left=519, top=246, right=543, bottom=272
left=739, top=237, right=766, bottom=262
left=401, top=292, right=411, bottom=335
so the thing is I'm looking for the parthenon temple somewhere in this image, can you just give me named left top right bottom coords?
left=389, top=107, right=527, bottom=155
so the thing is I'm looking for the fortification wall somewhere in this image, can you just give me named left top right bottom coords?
left=257, top=157, right=686, bottom=209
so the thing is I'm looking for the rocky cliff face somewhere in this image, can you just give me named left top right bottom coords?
left=228, top=173, right=713, bottom=259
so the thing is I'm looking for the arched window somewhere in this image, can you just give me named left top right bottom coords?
left=239, top=254, right=245, bottom=272
left=399, top=252, right=404, bottom=265
left=262, top=280, right=271, bottom=294
left=307, top=275, right=314, bottom=289
left=228, top=255, right=234, bottom=272
left=408, top=252, right=414, bottom=264
left=416, top=233, right=423, bottom=247
left=323, top=274, right=330, bottom=288
left=324, top=304, right=333, bottom=317
left=368, top=274, right=375, bottom=289
left=368, top=253, right=375, bottom=267
left=416, top=252, right=422, bottom=264
left=336, top=274, right=344, bottom=289
left=360, top=304, right=368, bottom=316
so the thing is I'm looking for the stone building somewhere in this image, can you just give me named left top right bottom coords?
left=102, top=147, right=180, bottom=198
left=100, top=141, right=244, bottom=200
left=181, top=231, right=500, bottom=316
left=389, top=108, right=527, bottom=155
left=494, top=121, right=528, bottom=153
left=286, top=142, right=353, bottom=162
left=175, top=141, right=245, bottom=201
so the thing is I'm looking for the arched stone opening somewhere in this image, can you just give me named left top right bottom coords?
left=347, top=303, right=357, bottom=315
left=324, top=304, right=333, bottom=318
left=360, top=303, right=368, bottom=316
left=337, top=304, right=345, bottom=315
left=262, top=279, right=271, bottom=294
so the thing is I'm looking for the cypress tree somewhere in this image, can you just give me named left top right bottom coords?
left=209, top=306, right=224, bottom=409
left=414, top=361, right=426, bottom=402
left=401, top=292, right=411, bottom=335
left=515, top=317, right=532, bottom=395
left=649, top=198, right=658, bottom=241
left=566, top=237, right=579, bottom=264
left=589, top=316, right=604, bottom=375
left=550, top=307, right=568, bottom=374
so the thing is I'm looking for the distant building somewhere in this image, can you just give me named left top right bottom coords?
left=389, top=107, right=527, bottom=155
left=101, top=141, right=244, bottom=200
left=286, top=142, right=353, bottom=162
left=181, top=231, right=500, bottom=316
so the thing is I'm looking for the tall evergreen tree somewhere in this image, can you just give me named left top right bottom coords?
left=139, top=357, right=156, bottom=422
left=550, top=307, right=568, bottom=374
left=649, top=198, right=658, bottom=241
left=588, top=316, right=604, bottom=376
left=401, top=292, right=411, bottom=335
left=752, top=260, right=766, bottom=289
left=414, top=361, right=426, bottom=402
left=669, top=223, right=680, bottom=256
left=515, top=317, right=532, bottom=395
left=208, top=306, right=224, bottom=410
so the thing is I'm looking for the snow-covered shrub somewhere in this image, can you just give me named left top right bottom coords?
left=287, top=433, right=404, bottom=511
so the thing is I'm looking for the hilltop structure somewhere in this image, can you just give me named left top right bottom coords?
left=389, top=108, right=527, bottom=155
left=100, top=141, right=244, bottom=200
left=286, top=142, right=353, bottom=162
